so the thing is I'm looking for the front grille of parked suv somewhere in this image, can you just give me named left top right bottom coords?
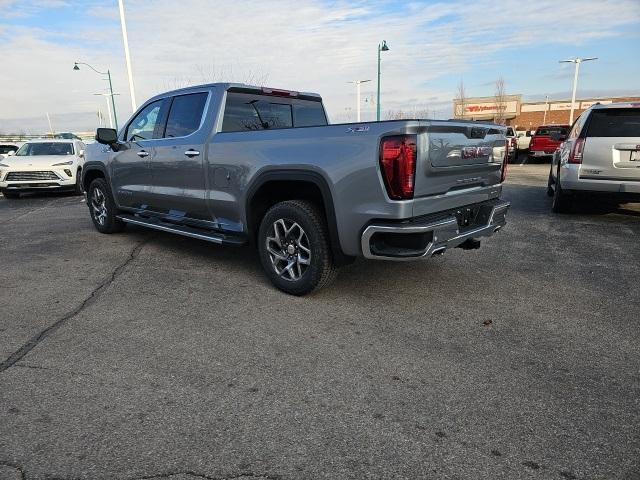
left=6, top=171, right=60, bottom=181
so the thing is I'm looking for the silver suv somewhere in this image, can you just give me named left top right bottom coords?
left=548, top=102, right=640, bottom=212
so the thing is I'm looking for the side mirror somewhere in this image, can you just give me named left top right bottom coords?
left=7, top=150, right=15, bottom=156
left=79, top=149, right=85, bottom=158
left=95, top=128, right=118, bottom=147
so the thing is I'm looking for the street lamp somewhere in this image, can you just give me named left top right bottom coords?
left=559, top=57, right=597, bottom=125
left=376, top=40, right=389, bottom=121
left=348, top=79, right=371, bottom=122
left=74, top=62, right=119, bottom=130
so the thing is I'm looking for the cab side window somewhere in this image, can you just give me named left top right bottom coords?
left=125, top=100, right=163, bottom=141
left=164, top=93, right=208, bottom=138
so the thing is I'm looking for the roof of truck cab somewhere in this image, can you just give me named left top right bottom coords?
left=590, top=101, right=640, bottom=109
left=148, top=82, right=322, bottom=101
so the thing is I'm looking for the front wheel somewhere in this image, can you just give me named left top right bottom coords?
left=87, top=178, right=125, bottom=233
left=1, top=190, right=20, bottom=199
left=258, top=200, right=338, bottom=295
left=74, top=169, right=83, bottom=195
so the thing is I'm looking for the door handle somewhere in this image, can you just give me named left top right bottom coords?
left=137, top=150, right=149, bottom=158
left=184, top=149, right=200, bottom=157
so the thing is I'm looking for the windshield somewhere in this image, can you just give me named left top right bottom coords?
left=505, top=127, right=515, bottom=136
left=16, top=142, right=74, bottom=156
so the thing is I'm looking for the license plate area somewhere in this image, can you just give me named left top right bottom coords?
left=455, top=204, right=492, bottom=232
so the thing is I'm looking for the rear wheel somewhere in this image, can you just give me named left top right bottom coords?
left=87, top=178, right=125, bottom=233
left=258, top=200, right=338, bottom=295
left=547, top=165, right=555, bottom=197
left=552, top=168, right=572, bottom=213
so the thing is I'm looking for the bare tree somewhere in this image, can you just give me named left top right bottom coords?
left=386, top=107, right=431, bottom=120
left=161, top=63, right=270, bottom=92
left=455, top=80, right=467, bottom=119
left=494, top=76, right=507, bottom=125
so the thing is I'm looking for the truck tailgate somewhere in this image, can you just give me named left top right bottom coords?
left=413, top=123, right=506, bottom=198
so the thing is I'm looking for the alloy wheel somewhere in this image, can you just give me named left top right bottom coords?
left=91, top=187, right=107, bottom=226
left=265, top=218, right=311, bottom=281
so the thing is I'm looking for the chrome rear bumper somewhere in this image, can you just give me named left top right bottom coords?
left=361, top=200, right=510, bottom=261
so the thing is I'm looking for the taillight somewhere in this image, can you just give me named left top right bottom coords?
left=568, top=137, right=585, bottom=164
left=379, top=135, right=417, bottom=200
left=501, top=140, right=509, bottom=182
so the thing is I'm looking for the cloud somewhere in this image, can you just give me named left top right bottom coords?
left=1, top=0, right=639, bottom=131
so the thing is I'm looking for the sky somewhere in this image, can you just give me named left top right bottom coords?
left=0, top=0, right=639, bottom=133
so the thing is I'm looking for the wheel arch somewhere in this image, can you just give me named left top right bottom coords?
left=245, top=169, right=352, bottom=265
left=82, top=163, right=109, bottom=193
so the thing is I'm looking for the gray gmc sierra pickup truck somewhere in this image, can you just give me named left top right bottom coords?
left=83, top=83, right=510, bottom=295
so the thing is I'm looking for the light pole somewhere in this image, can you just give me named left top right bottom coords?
left=118, top=0, right=137, bottom=112
left=376, top=40, right=389, bottom=121
left=559, top=57, right=597, bottom=124
left=74, top=62, right=119, bottom=130
left=349, top=79, right=371, bottom=122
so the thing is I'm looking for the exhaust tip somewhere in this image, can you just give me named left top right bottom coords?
left=431, top=246, right=446, bottom=257
left=494, top=226, right=502, bottom=233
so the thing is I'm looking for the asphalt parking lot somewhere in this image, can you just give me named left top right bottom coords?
left=0, top=163, right=639, bottom=480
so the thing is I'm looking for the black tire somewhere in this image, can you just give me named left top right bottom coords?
left=258, top=200, right=338, bottom=295
left=87, top=177, right=125, bottom=233
left=74, top=168, right=83, bottom=195
left=551, top=167, right=572, bottom=213
left=2, top=190, right=20, bottom=199
left=546, top=165, right=555, bottom=197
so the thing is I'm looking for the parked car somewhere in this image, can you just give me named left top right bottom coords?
left=0, top=139, right=86, bottom=198
left=0, top=144, right=19, bottom=158
left=515, top=130, right=532, bottom=151
left=83, top=83, right=510, bottom=295
left=504, top=126, right=518, bottom=162
left=528, top=124, right=570, bottom=160
left=548, top=102, right=640, bottom=212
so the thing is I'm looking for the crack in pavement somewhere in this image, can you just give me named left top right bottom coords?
left=0, top=236, right=152, bottom=373
left=132, top=472, right=281, bottom=480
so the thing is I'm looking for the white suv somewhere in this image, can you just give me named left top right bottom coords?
left=548, top=102, right=640, bottom=212
left=0, top=139, right=85, bottom=199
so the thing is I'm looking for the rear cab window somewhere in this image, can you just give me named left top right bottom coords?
left=586, top=108, right=640, bottom=137
left=535, top=126, right=569, bottom=136
left=221, top=91, right=327, bottom=132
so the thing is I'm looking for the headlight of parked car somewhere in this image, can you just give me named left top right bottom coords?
left=52, top=160, right=74, bottom=166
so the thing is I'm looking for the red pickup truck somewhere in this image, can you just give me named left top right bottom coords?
left=528, top=124, right=570, bottom=160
